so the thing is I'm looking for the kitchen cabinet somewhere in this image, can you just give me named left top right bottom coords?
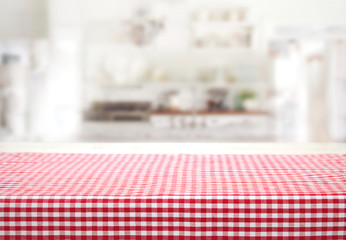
left=80, top=112, right=274, bottom=142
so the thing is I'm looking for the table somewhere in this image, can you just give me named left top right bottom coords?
left=0, top=143, right=345, bottom=239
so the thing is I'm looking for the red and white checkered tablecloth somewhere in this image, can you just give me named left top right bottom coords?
left=0, top=153, right=345, bottom=239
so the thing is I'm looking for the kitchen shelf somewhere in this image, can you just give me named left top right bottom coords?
left=151, top=110, right=270, bottom=116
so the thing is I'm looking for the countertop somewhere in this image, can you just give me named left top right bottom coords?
left=0, top=142, right=345, bottom=154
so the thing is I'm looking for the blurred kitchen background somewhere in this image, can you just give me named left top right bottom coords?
left=0, top=0, right=346, bottom=142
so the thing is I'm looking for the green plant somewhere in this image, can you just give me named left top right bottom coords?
left=234, top=90, right=256, bottom=111
left=238, top=90, right=256, bottom=100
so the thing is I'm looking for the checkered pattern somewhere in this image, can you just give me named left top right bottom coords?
left=0, top=153, right=345, bottom=239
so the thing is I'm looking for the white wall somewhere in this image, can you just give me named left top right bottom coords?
left=253, top=0, right=346, bottom=26
left=0, top=0, right=47, bottom=38
left=82, top=0, right=346, bottom=26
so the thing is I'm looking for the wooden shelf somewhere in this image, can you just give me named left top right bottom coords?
left=151, top=110, right=269, bottom=116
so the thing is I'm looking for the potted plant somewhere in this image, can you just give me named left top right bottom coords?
left=234, top=90, right=256, bottom=111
